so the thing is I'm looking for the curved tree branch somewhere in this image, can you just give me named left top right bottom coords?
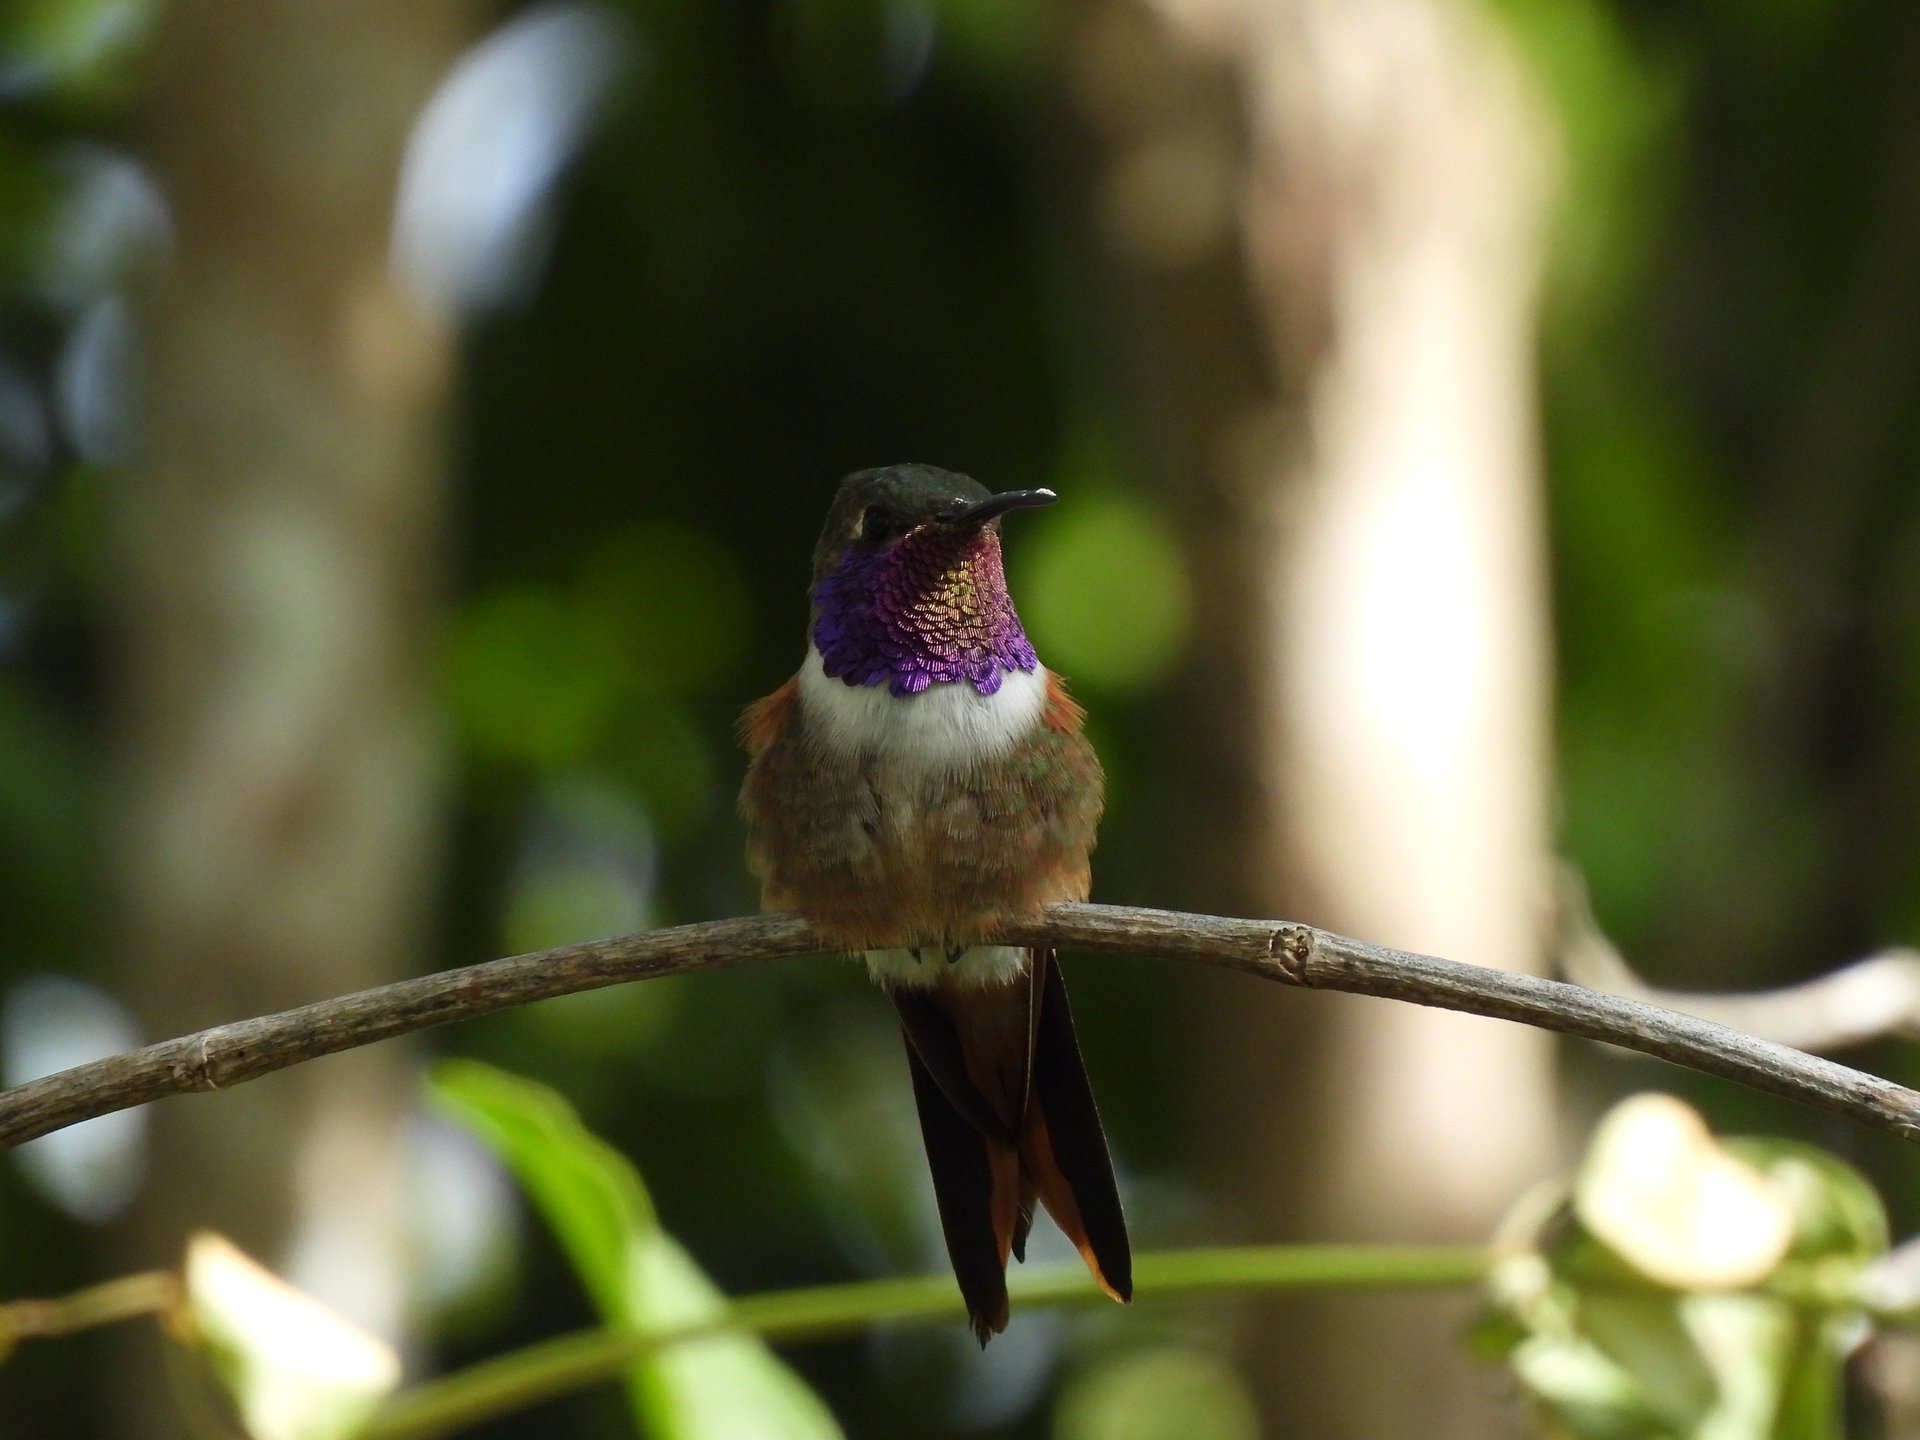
left=1556, top=867, right=1920, bottom=1052
left=3, top=904, right=1919, bottom=1152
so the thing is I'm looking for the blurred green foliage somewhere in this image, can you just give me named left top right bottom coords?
left=0, top=0, right=152, bottom=102
left=430, top=1060, right=842, bottom=1440
left=1051, top=1345, right=1259, bottom=1440
left=1017, top=491, right=1191, bottom=693
left=1482, top=1094, right=1890, bottom=1440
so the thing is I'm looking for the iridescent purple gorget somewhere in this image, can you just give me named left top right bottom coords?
left=812, top=527, right=1038, bottom=697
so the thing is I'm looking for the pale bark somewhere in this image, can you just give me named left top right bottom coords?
left=111, top=2, right=473, bottom=1421
left=1068, top=0, right=1558, bottom=1433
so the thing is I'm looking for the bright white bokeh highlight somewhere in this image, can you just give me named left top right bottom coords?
left=392, top=2, right=631, bottom=318
left=2, top=974, right=147, bottom=1221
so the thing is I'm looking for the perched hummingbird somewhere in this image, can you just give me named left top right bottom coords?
left=738, top=464, right=1130, bottom=1342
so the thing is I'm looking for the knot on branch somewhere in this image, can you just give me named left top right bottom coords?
left=170, top=1035, right=222, bottom=1093
left=1272, top=925, right=1315, bottom=984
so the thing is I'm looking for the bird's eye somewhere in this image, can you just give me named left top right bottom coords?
left=860, top=506, right=901, bottom=544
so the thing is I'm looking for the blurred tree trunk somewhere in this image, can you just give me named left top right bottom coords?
left=111, top=0, right=473, bottom=1425
left=1067, top=0, right=1558, bottom=1434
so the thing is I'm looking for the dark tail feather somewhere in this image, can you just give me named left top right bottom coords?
left=901, top=1038, right=1012, bottom=1343
left=1011, top=1176, right=1038, bottom=1264
left=1024, top=950, right=1132, bottom=1303
left=892, top=984, right=1020, bottom=1146
left=893, top=952, right=1129, bottom=1342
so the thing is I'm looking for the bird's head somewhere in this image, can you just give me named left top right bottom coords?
left=808, top=464, right=1055, bottom=696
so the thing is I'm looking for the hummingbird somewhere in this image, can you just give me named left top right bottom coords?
left=738, top=463, right=1130, bottom=1342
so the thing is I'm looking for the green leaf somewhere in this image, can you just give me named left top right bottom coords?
left=1769, top=1308, right=1851, bottom=1440
left=1489, top=1097, right=1879, bottom=1440
left=1573, top=1095, right=1793, bottom=1290
left=1576, top=1292, right=1716, bottom=1431
left=1507, top=1333, right=1664, bottom=1440
left=1720, top=1139, right=1889, bottom=1266
left=426, top=1060, right=842, bottom=1440
left=183, top=1232, right=401, bottom=1440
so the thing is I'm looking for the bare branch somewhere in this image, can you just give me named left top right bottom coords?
left=1557, top=868, right=1920, bottom=1052
left=3, top=904, right=1919, bottom=1153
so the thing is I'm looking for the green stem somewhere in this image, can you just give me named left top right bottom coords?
left=0, top=1271, right=180, bottom=1352
left=361, top=1243, right=1488, bottom=1439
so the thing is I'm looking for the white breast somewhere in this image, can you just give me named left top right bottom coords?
left=796, top=644, right=1048, bottom=772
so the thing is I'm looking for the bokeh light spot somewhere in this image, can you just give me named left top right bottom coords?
left=2, top=974, right=145, bottom=1222
left=1053, top=1345, right=1259, bottom=1440
left=449, top=589, right=626, bottom=767
left=1017, top=495, right=1191, bottom=691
